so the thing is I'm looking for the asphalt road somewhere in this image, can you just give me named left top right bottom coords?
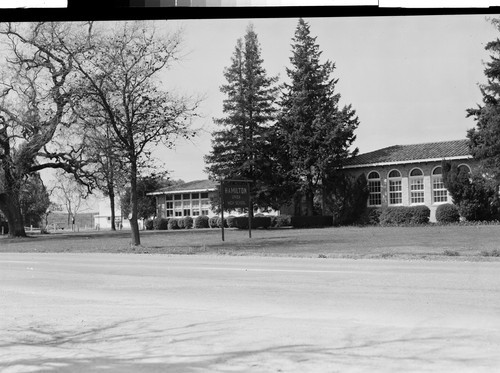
left=1, top=254, right=500, bottom=372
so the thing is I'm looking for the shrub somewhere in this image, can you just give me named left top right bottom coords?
left=271, top=214, right=292, bottom=228
left=177, top=218, right=185, bottom=229
left=144, top=219, right=154, bottom=230
left=362, top=207, right=382, bottom=225
left=291, top=216, right=334, bottom=228
left=252, top=216, right=272, bottom=229
left=153, top=217, right=169, bottom=230
left=436, top=204, right=460, bottom=223
left=226, top=215, right=237, bottom=228
left=209, top=216, right=219, bottom=228
left=379, top=206, right=430, bottom=226
left=218, top=217, right=228, bottom=228
left=233, top=216, right=249, bottom=229
left=168, top=218, right=179, bottom=230
left=443, top=161, right=500, bottom=221
left=183, top=216, right=193, bottom=229
left=194, top=215, right=209, bottom=229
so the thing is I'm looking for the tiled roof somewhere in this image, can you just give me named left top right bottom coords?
left=344, top=139, right=471, bottom=168
left=149, top=179, right=218, bottom=195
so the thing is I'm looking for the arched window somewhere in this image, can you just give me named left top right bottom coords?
left=458, top=164, right=471, bottom=175
left=367, top=171, right=381, bottom=206
left=409, top=168, right=425, bottom=204
left=432, top=166, right=448, bottom=203
left=388, top=169, right=402, bottom=205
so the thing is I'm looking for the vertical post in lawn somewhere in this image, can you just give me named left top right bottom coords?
left=220, top=179, right=225, bottom=242
left=248, top=181, right=252, bottom=239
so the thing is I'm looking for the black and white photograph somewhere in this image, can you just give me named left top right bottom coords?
left=1, top=2, right=500, bottom=372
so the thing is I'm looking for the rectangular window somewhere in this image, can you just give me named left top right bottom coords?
left=174, top=194, right=181, bottom=200
left=201, top=199, right=210, bottom=209
left=192, top=209, right=200, bottom=216
left=183, top=209, right=191, bottom=216
left=410, top=178, right=425, bottom=204
left=165, top=201, right=173, bottom=218
left=433, top=176, right=448, bottom=203
left=191, top=193, right=199, bottom=199
left=201, top=210, right=209, bottom=216
left=182, top=193, right=190, bottom=200
left=201, top=192, right=209, bottom=199
left=174, top=200, right=182, bottom=216
left=389, top=180, right=402, bottom=205
left=166, top=194, right=173, bottom=201
left=368, top=180, right=381, bottom=206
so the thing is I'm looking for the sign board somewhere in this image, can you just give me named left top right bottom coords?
left=223, top=183, right=249, bottom=208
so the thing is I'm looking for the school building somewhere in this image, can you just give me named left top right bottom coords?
left=343, top=139, right=476, bottom=221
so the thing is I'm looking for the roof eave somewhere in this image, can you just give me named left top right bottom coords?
left=343, top=155, right=473, bottom=170
left=147, top=187, right=217, bottom=196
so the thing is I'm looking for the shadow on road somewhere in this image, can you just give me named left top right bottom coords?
left=1, top=313, right=492, bottom=372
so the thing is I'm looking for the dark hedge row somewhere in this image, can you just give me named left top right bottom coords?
left=379, top=206, right=430, bottom=225
left=290, top=215, right=334, bottom=228
left=145, top=214, right=292, bottom=230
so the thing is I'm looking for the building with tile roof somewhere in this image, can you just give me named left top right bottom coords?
left=343, top=139, right=476, bottom=222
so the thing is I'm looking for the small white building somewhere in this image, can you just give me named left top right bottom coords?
left=93, top=200, right=144, bottom=230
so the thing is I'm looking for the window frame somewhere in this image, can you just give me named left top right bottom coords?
left=367, top=171, right=382, bottom=206
left=432, top=166, right=448, bottom=204
left=388, top=169, right=403, bottom=205
left=409, top=168, right=425, bottom=205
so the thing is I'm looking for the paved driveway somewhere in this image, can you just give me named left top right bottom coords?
left=1, top=254, right=499, bottom=372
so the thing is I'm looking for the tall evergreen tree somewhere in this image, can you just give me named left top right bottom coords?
left=205, top=24, right=279, bottom=209
left=467, top=18, right=500, bottom=184
left=277, top=18, right=359, bottom=216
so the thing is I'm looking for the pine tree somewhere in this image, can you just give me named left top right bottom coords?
left=205, top=24, right=279, bottom=209
left=277, top=18, right=359, bottom=216
left=467, top=18, right=500, bottom=184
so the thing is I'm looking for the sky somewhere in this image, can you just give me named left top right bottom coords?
left=152, top=14, right=499, bottom=182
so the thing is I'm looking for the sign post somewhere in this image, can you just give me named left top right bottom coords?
left=220, top=179, right=253, bottom=241
left=220, top=179, right=225, bottom=242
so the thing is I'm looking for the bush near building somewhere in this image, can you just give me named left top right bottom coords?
left=226, top=216, right=237, bottom=228
left=153, top=218, right=169, bottom=230
left=436, top=204, right=460, bottom=224
left=183, top=216, right=193, bottom=229
left=194, top=215, right=209, bottom=229
left=144, top=219, right=154, bottom=230
left=168, top=219, right=179, bottom=230
left=291, top=216, right=334, bottom=228
left=209, top=216, right=219, bottom=228
left=379, top=206, right=430, bottom=225
left=271, top=215, right=292, bottom=227
left=359, top=207, right=382, bottom=226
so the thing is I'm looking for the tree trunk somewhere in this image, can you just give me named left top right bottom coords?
left=107, top=147, right=116, bottom=231
left=293, top=191, right=302, bottom=216
left=108, top=184, right=116, bottom=231
left=0, top=192, right=27, bottom=238
left=305, top=187, right=314, bottom=216
left=129, top=158, right=141, bottom=246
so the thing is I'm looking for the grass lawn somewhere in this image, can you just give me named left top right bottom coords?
left=1, top=224, right=500, bottom=261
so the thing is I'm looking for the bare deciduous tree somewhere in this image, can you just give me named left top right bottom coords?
left=0, top=22, right=93, bottom=237
left=67, top=21, right=201, bottom=246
